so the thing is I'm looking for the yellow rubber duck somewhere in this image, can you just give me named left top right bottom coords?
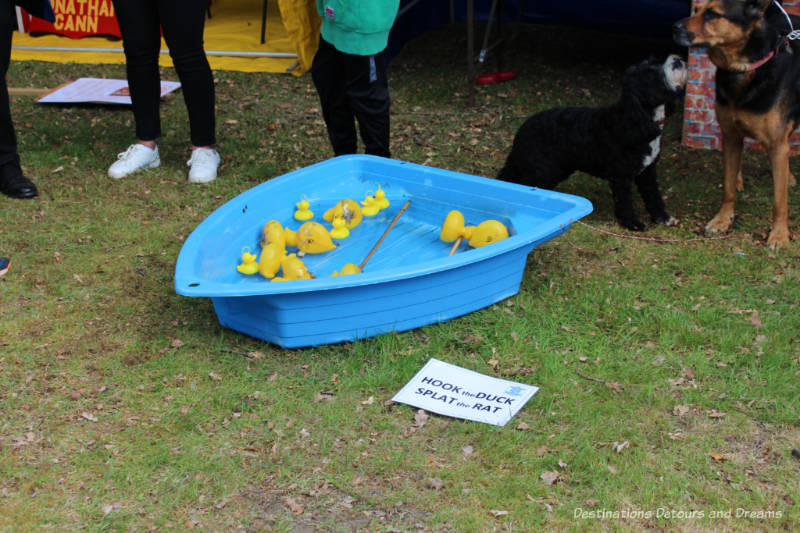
left=258, top=242, right=286, bottom=279
left=323, top=199, right=363, bottom=229
left=361, top=195, right=380, bottom=217
left=236, top=247, right=260, bottom=275
left=440, top=210, right=468, bottom=243
left=272, top=253, right=314, bottom=281
left=329, top=215, right=350, bottom=239
left=440, top=210, right=509, bottom=250
left=375, top=187, right=390, bottom=210
left=330, top=263, right=361, bottom=276
left=468, top=219, right=509, bottom=248
left=294, top=199, right=314, bottom=221
left=262, top=220, right=286, bottom=250
left=283, top=226, right=298, bottom=248
left=293, top=221, right=337, bottom=254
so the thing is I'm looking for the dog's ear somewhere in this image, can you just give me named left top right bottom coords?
left=745, top=0, right=773, bottom=19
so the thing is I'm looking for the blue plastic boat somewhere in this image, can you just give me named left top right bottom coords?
left=174, top=156, right=592, bottom=348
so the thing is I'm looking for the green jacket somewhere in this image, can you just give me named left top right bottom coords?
left=316, top=0, right=401, bottom=56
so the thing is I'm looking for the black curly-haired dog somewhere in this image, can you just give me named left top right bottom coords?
left=498, top=55, right=688, bottom=231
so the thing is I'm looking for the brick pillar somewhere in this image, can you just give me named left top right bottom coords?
left=682, top=0, right=800, bottom=153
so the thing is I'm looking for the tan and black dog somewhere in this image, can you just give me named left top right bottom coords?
left=674, top=0, right=799, bottom=249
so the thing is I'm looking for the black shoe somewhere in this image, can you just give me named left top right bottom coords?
left=0, top=257, right=9, bottom=277
left=0, top=160, right=38, bottom=199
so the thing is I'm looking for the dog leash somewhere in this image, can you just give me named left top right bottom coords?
left=773, top=0, right=800, bottom=41
left=742, top=1, right=800, bottom=71
left=573, top=220, right=734, bottom=244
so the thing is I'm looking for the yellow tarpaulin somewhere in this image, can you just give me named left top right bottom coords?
left=11, top=0, right=321, bottom=75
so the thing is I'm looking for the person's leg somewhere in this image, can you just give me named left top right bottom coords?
left=0, top=3, right=37, bottom=198
left=158, top=0, right=216, bottom=148
left=107, top=0, right=162, bottom=178
left=157, top=0, right=218, bottom=182
left=0, top=2, right=16, bottom=167
left=111, top=0, right=162, bottom=143
left=312, top=38, right=358, bottom=155
left=343, top=50, right=391, bottom=158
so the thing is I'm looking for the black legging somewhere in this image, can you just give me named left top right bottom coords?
left=0, top=2, right=19, bottom=167
left=111, top=0, right=216, bottom=147
left=311, top=38, right=391, bottom=158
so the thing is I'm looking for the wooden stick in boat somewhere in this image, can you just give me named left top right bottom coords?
left=358, top=200, right=410, bottom=271
left=448, top=237, right=462, bottom=256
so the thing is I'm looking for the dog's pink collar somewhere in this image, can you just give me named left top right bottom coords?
left=744, top=48, right=777, bottom=71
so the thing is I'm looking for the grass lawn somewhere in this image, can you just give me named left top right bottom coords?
left=1, top=21, right=798, bottom=532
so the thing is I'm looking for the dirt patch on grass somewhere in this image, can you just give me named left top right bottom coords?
left=225, top=480, right=430, bottom=532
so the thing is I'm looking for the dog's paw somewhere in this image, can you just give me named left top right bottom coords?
left=766, top=227, right=790, bottom=250
left=705, top=213, right=734, bottom=234
left=620, top=218, right=647, bottom=232
left=652, top=215, right=679, bottom=227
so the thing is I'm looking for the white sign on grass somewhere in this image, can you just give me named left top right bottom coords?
left=392, top=358, right=539, bottom=426
left=37, top=77, right=181, bottom=105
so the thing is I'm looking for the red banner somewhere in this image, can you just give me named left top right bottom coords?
left=26, top=0, right=121, bottom=39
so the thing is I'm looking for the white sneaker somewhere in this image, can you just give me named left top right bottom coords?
left=108, top=144, right=160, bottom=179
left=187, top=148, right=221, bottom=183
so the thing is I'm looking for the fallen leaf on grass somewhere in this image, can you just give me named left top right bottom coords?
left=540, top=471, right=560, bottom=485
left=536, top=445, right=550, bottom=457
left=517, top=422, right=530, bottom=431
left=414, top=409, right=429, bottom=428
left=11, top=433, right=36, bottom=448
left=750, top=312, right=762, bottom=328
left=672, top=404, right=690, bottom=417
left=489, top=509, right=509, bottom=517
left=708, top=409, right=726, bottom=419
left=463, top=333, right=484, bottom=344
left=314, top=391, right=335, bottom=402
left=171, top=339, right=184, bottom=349
left=284, top=497, right=304, bottom=515
left=81, top=412, right=98, bottom=422
left=709, top=451, right=732, bottom=462
left=102, top=503, right=119, bottom=515
left=462, top=445, right=474, bottom=457
left=208, top=372, right=222, bottom=381
left=612, top=441, right=630, bottom=453
left=605, top=381, right=624, bottom=393
left=245, top=351, right=266, bottom=360
left=425, top=477, right=443, bottom=490
left=361, top=396, right=375, bottom=405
